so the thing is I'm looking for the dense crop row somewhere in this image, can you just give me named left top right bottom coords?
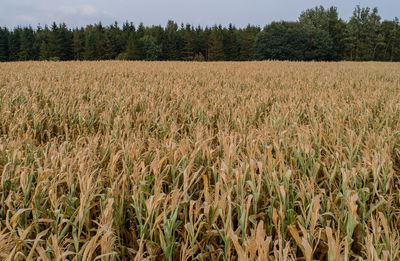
left=0, top=61, right=400, bottom=260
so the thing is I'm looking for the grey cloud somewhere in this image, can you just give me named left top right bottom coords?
left=58, top=5, right=99, bottom=17
left=0, top=0, right=399, bottom=28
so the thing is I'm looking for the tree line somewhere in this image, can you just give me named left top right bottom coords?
left=0, top=5, right=399, bottom=62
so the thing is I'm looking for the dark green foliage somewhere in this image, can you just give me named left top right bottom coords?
left=72, top=29, right=84, bottom=60
left=8, top=28, right=21, bottom=61
left=18, top=27, right=36, bottom=61
left=0, top=27, right=9, bottom=61
left=162, top=20, right=180, bottom=60
left=208, top=26, right=225, bottom=61
left=181, top=24, right=195, bottom=60
left=223, top=24, right=239, bottom=61
left=299, top=6, right=345, bottom=60
left=141, top=35, right=162, bottom=61
left=346, top=6, right=382, bottom=61
left=48, top=23, right=62, bottom=60
left=1, top=5, right=400, bottom=62
left=253, top=22, right=333, bottom=61
left=83, top=28, right=97, bottom=60
left=36, top=26, right=50, bottom=60
left=238, top=25, right=260, bottom=61
left=124, top=32, right=142, bottom=60
left=58, top=23, right=73, bottom=60
left=386, top=18, right=400, bottom=61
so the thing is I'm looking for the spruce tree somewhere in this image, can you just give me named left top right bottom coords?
left=182, top=24, right=195, bottom=60
left=103, top=33, right=115, bottom=59
left=238, top=25, right=259, bottom=61
left=58, top=23, right=73, bottom=60
left=48, top=22, right=62, bottom=59
left=141, top=35, right=162, bottom=60
left=208, top=27, right=225, bottom=61
left=36, top=26, right=50, bottom=60
left=18, top=27, right=35, bottom=60
left=223, top=24, right=239, bottom=60
left=73, top=30, right=84, bottom=60
left=125, top=32, right=140, bottom=60
left=39, top=41, right=50, bottom=60
left=163, top=20, right=179, bottom=60
left=8, top=28, right=21, bottom=61
left=0, top=27, right=9, bottom=61
left=83, top=29, right=97, bottom=60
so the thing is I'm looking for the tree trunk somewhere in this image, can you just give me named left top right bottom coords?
left=391, top=44, right=394, bottom=62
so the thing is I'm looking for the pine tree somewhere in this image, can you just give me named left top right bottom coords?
left=108, top=22, right=123, bottom=56
left=125, top=32, right=141, bottom=60
left=83, top=29, right=97, bottom=60
left=223, top=24, right=239, bottom=60
left=141, top=35, right=162, bottom=60
left=194, top=26, right=208, bottom=60
left=58, top=23, right=73, bottom=60
left=121, top=22, right=135, bottom=51
left=163, top=20, right=179, bottom=60
left=39, top=41, right=50, bottom=60
left=238, top=25, right=259, bottom=61
left=36, top=26, right=49, bottom=60
left=0, top=27, right=9, bottom=61
left=18, top=27, right=35, bottom=60
left=8, top=28, right=21, bottom=61
left=182, top=24, right=195, bottom=60
left=208, top=27, right=225, bottom=61
left=103, top=33, right=115, bottom=59
left=48, top=22, right=62, bottom=59
left=73, top=30, right=84, bottom=60
left=93, top=23, right=107, bottom=59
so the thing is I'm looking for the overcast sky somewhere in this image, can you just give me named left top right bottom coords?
left=1, top=0, right=399, bottom=29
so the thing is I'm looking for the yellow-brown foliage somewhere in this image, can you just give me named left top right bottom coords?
left=0, top=61, right=400, bottom=260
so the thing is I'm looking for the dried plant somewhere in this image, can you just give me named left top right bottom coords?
left=0, top=61, right=399, bottom=260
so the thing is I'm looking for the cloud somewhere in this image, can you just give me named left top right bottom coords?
left=59, top=5, right=99, bottom=17
left=39, top=4, right=116, bottom=26
left=1, top=0, right=399, bottom=28
left=15, top=15, right=37, bottom=25
left=81, top=5, right=98, bottom=16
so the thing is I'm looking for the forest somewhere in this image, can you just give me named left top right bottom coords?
left=0, top=5, right=399, bottom=62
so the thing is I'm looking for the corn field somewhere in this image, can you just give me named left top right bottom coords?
left=0, top=61, right=400, bottom=260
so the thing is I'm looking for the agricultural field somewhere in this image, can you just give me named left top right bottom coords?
left=0, top=61, right=400, bottom=260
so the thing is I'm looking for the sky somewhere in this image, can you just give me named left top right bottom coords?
left=1, top=0, right=399, bottom=29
